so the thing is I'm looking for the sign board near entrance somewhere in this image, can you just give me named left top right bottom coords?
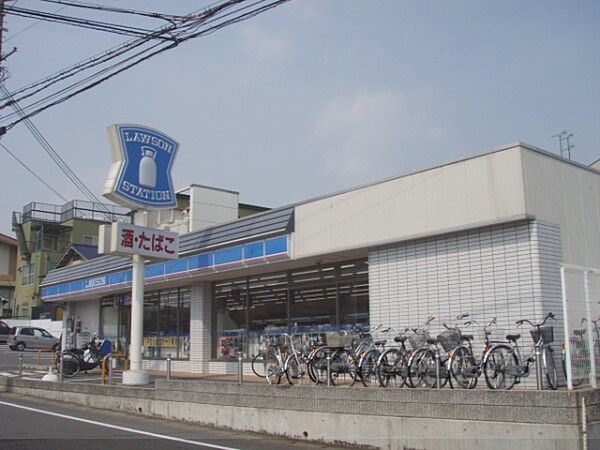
left=104, top=124, right=179, bottom=210
left=102, top=222, right=179, bottom=260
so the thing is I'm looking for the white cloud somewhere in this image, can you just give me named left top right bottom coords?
left=239, top=25, right=287, bottom=60
left=295, top=1, right=323, bottom=21
left=310, top=91, right=451, bottom=180
left=311, top=91, right=408, bottom=178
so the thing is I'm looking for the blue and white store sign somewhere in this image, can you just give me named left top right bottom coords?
left=104, top=124, right=179, bottom=210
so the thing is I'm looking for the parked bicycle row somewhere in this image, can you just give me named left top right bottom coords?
left=563, top=314, right=600, bottom=387
left=251, top=312, right=561, bottom=390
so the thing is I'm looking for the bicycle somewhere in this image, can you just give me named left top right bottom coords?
left=251, top=334, right=279, bottom=378
left=562, top=318, right=588, bottom=387
left=264, top=334, right=289, bottom=385
left=284, top=332, right=318, bottom=385
left=448, top=317, right=497, bottom=389
left=354, top=326, right=392, bottom=387
left=409, top=313, right=469, bottom=388
left=405, top=316, right=435, bottom=388
left=375, top=328, right=411, bottom=388
left=483, top=312, right=558, bottom=390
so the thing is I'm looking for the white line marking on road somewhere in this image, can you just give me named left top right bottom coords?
left=0, top=400, right=242, bottom=450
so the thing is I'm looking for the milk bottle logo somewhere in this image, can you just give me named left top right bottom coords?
left=139, top=146, right=157, bottom=188
left=104, top=124, right=179, bottom=210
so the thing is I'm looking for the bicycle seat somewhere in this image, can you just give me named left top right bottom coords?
left=461, top=334, right=474, bottom=341
left=427, top=338, right=439, bottom=345
left=394, top=336, right=407, bottom=343
left=374, top=340, right=386, bottom=346
left=506, top=334, right=521, bottom=341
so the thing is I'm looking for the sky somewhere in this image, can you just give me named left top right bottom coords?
left=0, top=0, right=598, bottom=237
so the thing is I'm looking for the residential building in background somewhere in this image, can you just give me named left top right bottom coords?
left=12, top=187, right=267, bottom=320
left=0, top=233, right=18, bottom=318
left=12, top=200, right=131, bottom=319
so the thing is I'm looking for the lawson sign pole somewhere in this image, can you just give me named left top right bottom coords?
left=130, top=212, right=147, bottom=382
left=102, top=124, right=179, bottom=386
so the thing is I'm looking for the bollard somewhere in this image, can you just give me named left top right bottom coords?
left=108, top=354, right=113, bottom=385
left=535, top=344, right=543, bottom=390
left=326, top=355, right=332, bottom=387
left=166, top=354, right=172, bottom=381
left=59, top=352, right=63, bottom=383
left=435, top=351, right=441, bottom=389
left=237, top=353, right=243, bottom=384
left=19, top=354, right=23, bottom=379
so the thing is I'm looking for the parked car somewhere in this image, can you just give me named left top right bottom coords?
left=8, top=326, right=60, bottom=352
left=0, top=320, right=10, bottom=343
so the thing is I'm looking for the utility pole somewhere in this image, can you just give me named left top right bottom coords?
left=0, top=0, right=5, bottom=70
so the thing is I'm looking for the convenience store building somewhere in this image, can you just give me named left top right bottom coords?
left=40, top=142, right=600, bottom=374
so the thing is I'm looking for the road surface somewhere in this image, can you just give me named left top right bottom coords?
left=0, top=392, right=347, bottom=449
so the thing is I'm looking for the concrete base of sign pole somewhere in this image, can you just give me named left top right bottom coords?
left=41, top=366, right=59, bottom=382
left=122, top=370, right=150, bottom=385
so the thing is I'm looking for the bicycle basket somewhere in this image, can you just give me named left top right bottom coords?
left=530, top=326, right=554, bottom=344
left=437, top=329, right=461, bottom=352
left=408, top=330, right=430, bottom=351
left=326, top=332, right=354, bottom=348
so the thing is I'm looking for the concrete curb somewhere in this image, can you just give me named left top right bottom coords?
left=1, top=376, right=598, bottom=450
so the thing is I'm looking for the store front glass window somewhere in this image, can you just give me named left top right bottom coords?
left=290, top=285, right=337, bottom=332
left=247, top=273, right=288, bottom=358
left=101, top=288, right=189, bottom=360
left=212, top=260, right=369, bottom=360
left=213, top=279, right=247, bottom=360
left=142, top=288, right=190, bottom=360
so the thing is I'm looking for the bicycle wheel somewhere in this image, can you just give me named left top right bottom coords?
left=409, top=349, right=431, bottom=388
left=358, top=350, right=380, bottom=387
left=407, top=349, right=427, bottom=388
left=376, top=348, right=406, bottom=388
left=251, top=353, right=267, bottom=378
left=308, top=347, right=330, bottom=384
left=55, top=352, right=80, bottom=378
left=285, top=353, right=305, bottom=385
left=265, top=352, right=282, bottom=385
left=484, top=345, right=519, bottom=390
left=329, top=349, right=358, bottom=387
left=543, top=347, right=558, bottom=390
left=416, top=349, right=450, bottom=388
left=450, top=346, right=478, bottom=389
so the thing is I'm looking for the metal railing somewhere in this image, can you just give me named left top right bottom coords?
left=14, top=201, right=131, bottom=226
left=101, top=353, right=130, bottom=384
left=561, top=265, right=600, bottom=389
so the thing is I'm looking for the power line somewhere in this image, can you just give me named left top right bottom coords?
left=37, top=0, right=186, bottom=23
left=0, top=83, right=117, bottom=219
left=5, top=5, right=172, bottom=39
left=0, top=142, right=68, bottom=201
left=0, top=0, right=292, bottom=131
left=4, top=5, right=66, bottom=43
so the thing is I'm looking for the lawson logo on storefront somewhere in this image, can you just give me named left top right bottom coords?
left=104, top=124, right=179, bottom=210
left=84, top=276, right=107, bottom=289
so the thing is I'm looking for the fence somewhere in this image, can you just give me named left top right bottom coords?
left=561, top=265, right=600, bottom=389
left=3, top=319, right=62, bottom=338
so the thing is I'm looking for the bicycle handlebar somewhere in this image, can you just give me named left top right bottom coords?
left=516, top=312, right=556, bottom=328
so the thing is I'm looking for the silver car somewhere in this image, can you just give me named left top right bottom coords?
left=8, top=326, right=60, bottom=352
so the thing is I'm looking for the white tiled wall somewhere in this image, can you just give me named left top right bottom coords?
left=369, top=220, right=564, bottom=387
